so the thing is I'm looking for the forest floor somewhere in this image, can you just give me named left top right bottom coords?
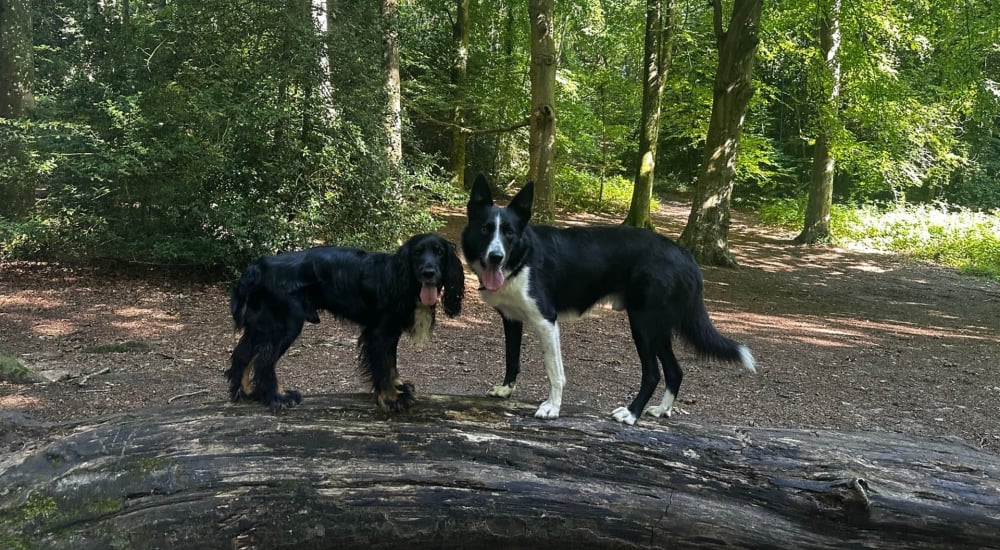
left=2, top=199, right=999, bottom=458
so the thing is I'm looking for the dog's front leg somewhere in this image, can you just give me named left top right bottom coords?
left=488, top=315, right=522, bottom=398
left=361, top=326, right=414, bottom=413
left=532, top=319, right=565, bottom=419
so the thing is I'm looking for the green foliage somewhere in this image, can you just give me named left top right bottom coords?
left=0, top=352, right=43, bottom=384
left=555, top=166, right=654, bottom=215
left=6, top=0, right=1000, bottom=269
left=758, top=197, right=806, bottom=230
left=2, top=0, right=441, bottom=269
left=836, top=203, right=1000, bottom=279
left=760, top=198, right=1000, bottom=279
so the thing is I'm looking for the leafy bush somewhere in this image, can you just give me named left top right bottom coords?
left=555, top=166, right=653, bottom=215
left=0, top=352, right=43, bottom=384
left=758, top=197, right=807, bottom=230
left=2, top=0, right=441, bottom=271
left=760, top=199, right=1000, bottom=279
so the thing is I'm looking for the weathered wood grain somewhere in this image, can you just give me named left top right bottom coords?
left=2, top=393, right=998, bottom=549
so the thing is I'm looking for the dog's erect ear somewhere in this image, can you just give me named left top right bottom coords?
left=508, top=181, right=534, bottom=222
left=442, top=241, right=465, bottom=317
left=467, top=173, right=494, bottom=214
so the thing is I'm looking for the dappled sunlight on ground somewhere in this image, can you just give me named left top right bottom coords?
left=2, top=200, right=999, bottom=455
left=0, top=393, right=42, bottom=408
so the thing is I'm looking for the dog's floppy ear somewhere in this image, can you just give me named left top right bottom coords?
left=467, top=173, right=494, bottom=214
left=442, top=240, right=464, bottom=317
left=509, top=181, right=534, bottom=223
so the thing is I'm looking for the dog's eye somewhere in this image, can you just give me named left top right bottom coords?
left=501, top=224, right=514, bottom=237
left=481, top=224, right=492, bottom=235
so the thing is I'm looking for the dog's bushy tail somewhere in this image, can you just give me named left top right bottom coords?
left=230, top=263, right=262, bottom=332
left=678, top=296, right=756, bottom=373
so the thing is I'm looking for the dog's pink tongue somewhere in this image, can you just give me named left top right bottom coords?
left=420, top=285, right=440, bottom=306
left=482, top=267, right=505, bottom=291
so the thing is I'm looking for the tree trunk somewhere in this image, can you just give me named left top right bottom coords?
left=527, top=0, right=557, bottom=224
left=381, top=0, right=403, bottom=171
left=313, top=0, right=335, bottom=121
left=449, top=0, right=470, bottom=189
left=0, top=0, right=34, bottom=118
left=796, top=0, right=842, bottom=244
left=624, top=0, right=675, bottom=229
left=679, top=0, right=763, bottom=267
left=2, top=394, right=999, bottom=549
left=0, top=0, right=36, bottom=219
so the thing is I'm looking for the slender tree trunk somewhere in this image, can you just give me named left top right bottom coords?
left=450, top=0, right=470, bottom=189
left=381, top=0, right=403, bottom=174
left=0, top=0, right=36, bottom=219
left=0, top=0, right=34, bottom=118
left=492, top=6, right=518, bottom=180
left=312, top=0, right=335, bottom=121
left=796, top=0, right=841, bottom=244
left=527, top=0, right=557, bottom=224
left=624, top=0, right=675, bottom=229
left=679, top=0, right=763, bottom=267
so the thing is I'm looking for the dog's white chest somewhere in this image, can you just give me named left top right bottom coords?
left=479, top=267, right=545, bottom=324
left=410, top=304, right=434, bottom=347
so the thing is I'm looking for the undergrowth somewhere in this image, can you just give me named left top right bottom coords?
left=760, top=199, right=1000, bottom=280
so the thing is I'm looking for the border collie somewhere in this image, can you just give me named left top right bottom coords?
left=227, top=233, right=464, bottom=412
left=461, top=174, right=755, bottom=424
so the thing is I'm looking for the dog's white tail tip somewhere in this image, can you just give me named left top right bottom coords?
left=738, top=345, right=757, bottom=373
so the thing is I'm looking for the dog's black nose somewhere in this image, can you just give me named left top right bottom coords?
left=421, top=269, right=437, bottom=280
left=487, top=252, right=504, bottom=265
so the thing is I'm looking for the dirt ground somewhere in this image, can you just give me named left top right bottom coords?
left=2, top=200, right=999, bottom=458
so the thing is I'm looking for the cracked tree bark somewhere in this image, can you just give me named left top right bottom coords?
left=2, top=394, right=999, bottom=549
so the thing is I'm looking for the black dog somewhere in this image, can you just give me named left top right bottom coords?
left=227, top=233, right=464, bottom=412
left=461, top=174, right=755, bottom=424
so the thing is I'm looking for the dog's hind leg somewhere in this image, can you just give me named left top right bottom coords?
left=532, top=319, right=565, bottom=419
left=226, top=333, right=256, bottom=402
left=488, top=316, right=523, bottom=398
left=612, top=309, right=662, bottom=425
left=251, top=319, right=305, bottom=411
left=644, top=334, right=683, bottom=419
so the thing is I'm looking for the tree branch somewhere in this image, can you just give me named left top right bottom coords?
left=405, top=99, right=529, bottom=136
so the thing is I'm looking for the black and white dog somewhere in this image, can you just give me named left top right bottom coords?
left=227, top=233, right=464, bottom=412
left=461, top=174, right=755, bottom=424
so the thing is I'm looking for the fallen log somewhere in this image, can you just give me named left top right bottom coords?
left=1, top=393, right=998, bottom=549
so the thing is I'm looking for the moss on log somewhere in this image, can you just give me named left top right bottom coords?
left=1, top=393, right=999, bottom=549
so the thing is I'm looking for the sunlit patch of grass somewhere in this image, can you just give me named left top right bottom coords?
left=0, top=352, right=43, bottom=383
left=760, top=199, right=1000, bottom=280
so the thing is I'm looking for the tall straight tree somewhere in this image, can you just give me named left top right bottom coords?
left=450, top=0, right=470, bottom=189
left=313, top=0, right=335, bottom=121
left=680, top=0, right=763, bottom=266
left=795, top=0, right=841, bottom=244
left=624, top=0, right=675, bottom=229
left=0, top=0, right=34, bottom=118
left=0, top=0, right=35, bottom=218
left=528, top=0, right=557, bottom=224
left=382, top=0, right=403, bottom=170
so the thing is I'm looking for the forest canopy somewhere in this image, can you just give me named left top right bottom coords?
left=1, top=0, right=998, bottom=270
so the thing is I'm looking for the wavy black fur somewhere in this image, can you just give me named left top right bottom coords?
left=227, top=233, right=464, bottom=412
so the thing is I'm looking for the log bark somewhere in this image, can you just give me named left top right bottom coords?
left=2, top=393, right=999, bottom=549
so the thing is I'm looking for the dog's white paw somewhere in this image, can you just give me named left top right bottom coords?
left=534, top=400, right=560, bottom=419
left=643, top=404, right=673, bottom=418
left=611, top=406, right=637, bottom=425
left=487, top=383, right=515, bottom=398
